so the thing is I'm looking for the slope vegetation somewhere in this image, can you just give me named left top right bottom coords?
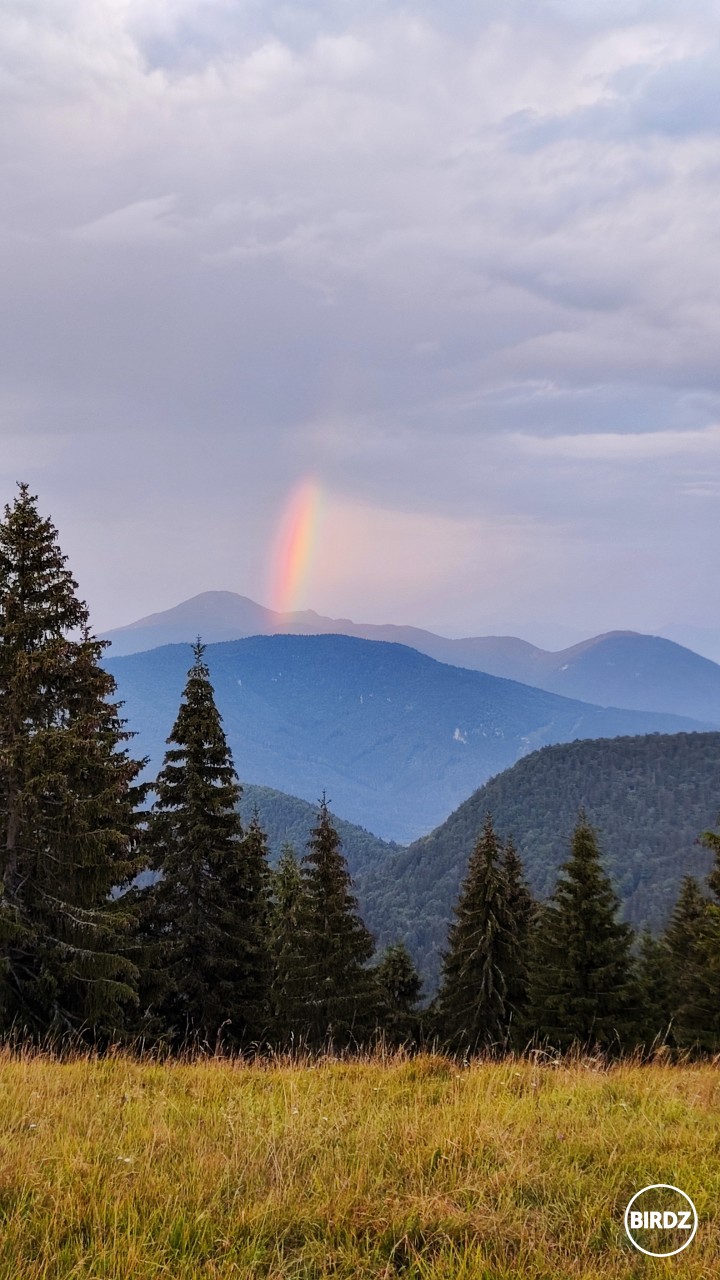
left=359, top=731, right=720, bottom=985
left=239, top=783, right=399, bottom=876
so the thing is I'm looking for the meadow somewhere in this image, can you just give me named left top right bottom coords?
left=0, top=1050, right=718, bottom=1279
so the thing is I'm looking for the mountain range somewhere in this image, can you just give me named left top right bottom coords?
left=102, top=592, right=720, bottom=986
left=106, top=633, right=709, bottom=844
left=144, top=733, right=720, bottom=992
left=102, top=591, right=720, bottom=725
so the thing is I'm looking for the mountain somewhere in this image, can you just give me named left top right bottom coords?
left=106, top=634, right=709, bottom=844
left=101, top=591, right=720, bottom=725
left=468, top=630, right=720, bottom=724
left=358, top=731, right=720, bottom=987
left=104, top=592, right=280, bottom=653
left=660, top=623, right=720, bottom=665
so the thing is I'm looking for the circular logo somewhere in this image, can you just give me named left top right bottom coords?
left=624, top=1184, right=698, bottom=1257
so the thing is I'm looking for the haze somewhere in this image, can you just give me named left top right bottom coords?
left=2, top=0, right=719, bottom=652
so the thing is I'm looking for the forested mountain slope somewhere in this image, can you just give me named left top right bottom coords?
left=358, top=732, right=720, bottom=987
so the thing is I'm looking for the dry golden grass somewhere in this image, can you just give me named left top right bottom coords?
left=0, top=1049, right=717, bottom=1277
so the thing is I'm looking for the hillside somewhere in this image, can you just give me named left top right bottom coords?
left=358, top=731, right=720, bottom=987
left=239, top=784, right=399, bottom=877
left=105, top=634, right=707, bottom=843
left=133, top=783, right=399, bottom=932
left=102, top=591, right=720, bottom=724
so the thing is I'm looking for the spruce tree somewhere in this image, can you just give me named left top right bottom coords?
left=268, top=843, right=312, bottom=1046
left=699, top=826, right=720, bottom=1050
left=138, top=642, right=270, bottom=1049
left=664, top=873, right=717, bottom=1051
left=635, top=930, right=673, bottom=1051
left=501, top=836, right=534, bottom=1047
left=0, top=484, right=144, bottom=1038
left=231, top=808, right=272, bottom=1044
left=374, top=941, right=423, bottom=1046
left=703, top=822, right=720, bottom=901
left=300, top=796, right=375, bottom=1049
left=529, top=814, right=636, bottom=1051
left=435, top=814, right=520, bottom=1053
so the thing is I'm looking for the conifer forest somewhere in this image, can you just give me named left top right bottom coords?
left=2, top=484, right=720, bottom=1057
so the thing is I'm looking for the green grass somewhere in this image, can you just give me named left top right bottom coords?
left=0, top=1050, right=718, bottom=1277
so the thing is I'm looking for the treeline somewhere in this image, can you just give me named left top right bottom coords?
left=1, top=485, right=719, bottom=1055
left=434, top=810, right=720, bottom=1054
left=359, top=731, right=720, bottom=992
left=0, top=486, right=415, bottom=1051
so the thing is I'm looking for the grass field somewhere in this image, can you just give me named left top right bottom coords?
left=0, top=1050, right=718, bottom=1278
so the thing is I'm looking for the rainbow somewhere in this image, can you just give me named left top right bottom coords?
left=268, top=476, right=323, bottom=616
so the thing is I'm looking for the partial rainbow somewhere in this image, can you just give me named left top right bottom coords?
left=268, top=476, right=324, bottom=615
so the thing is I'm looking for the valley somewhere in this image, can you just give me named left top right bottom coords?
left=106, top=633, right=708, bottom=844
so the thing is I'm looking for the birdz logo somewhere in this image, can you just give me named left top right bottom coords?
left=624, top=1185, right=698, bottom=1257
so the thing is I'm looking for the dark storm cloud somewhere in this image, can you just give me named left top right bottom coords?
left=1, top=0, right=719, bottom=640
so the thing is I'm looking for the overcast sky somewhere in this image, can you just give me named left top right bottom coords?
left=2, top=0, right=720, bottom=650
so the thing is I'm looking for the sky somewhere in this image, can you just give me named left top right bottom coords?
left=2, top=0, right=720, bottom=652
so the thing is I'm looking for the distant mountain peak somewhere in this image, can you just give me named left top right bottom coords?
left=100, top=591, right=720, bottom=726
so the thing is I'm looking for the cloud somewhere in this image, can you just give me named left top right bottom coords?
left=73, top=195, right=181, bottom=244
left=518, top=423, right=720, bottom=460
left=510, top=49, right=720, bottom=150
left=2, top=0, right=720, bottom=640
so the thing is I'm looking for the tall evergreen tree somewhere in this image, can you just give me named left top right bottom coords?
left=635, top=929, right=673, bottom=1051
left=137, top=642, right=270, bottom=1049
left=374, top=941, right=423, bottom=1047
left=0, top=484, right=144, bottom=1037
left=501, top=836, right=534, bottom=1047
left=268, top=843, right=312, bottom=1045
left=703, top=822, right=720, bottom=902
left=664, top=875, right=708, bottom=1042
left=300, top=796, right=375, bottom=1049
left=435, top=814, right=520, bottom=1053
left=231, top=808, right=272, bottom=1044
left=700, top=825, right=720, bottom=1050
left=528, top=813, right=636, bottom=1051
left=663, top=871, right=718, bottom=1051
